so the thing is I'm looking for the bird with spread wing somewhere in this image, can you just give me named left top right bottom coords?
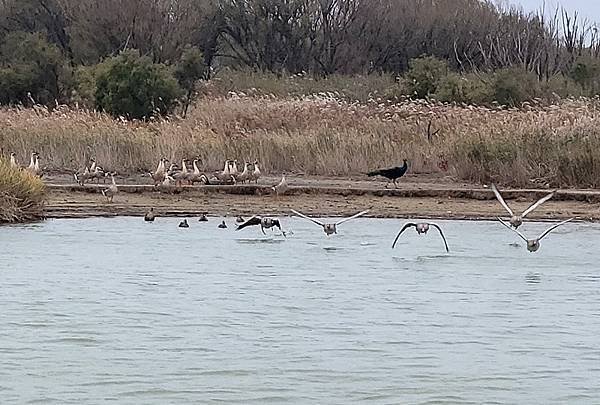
left=392, top=222, right=449, bottom=252
left=291, top=209, right=369, bottom=236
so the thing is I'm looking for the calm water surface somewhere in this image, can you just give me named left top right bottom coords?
left=1, top=217, right=600, bottom=404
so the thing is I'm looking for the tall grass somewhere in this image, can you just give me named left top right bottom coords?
left=0, top=158, right=46, bottom=223
left=2, top=96, right=600, bottom=188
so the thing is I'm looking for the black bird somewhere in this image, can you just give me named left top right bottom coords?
left=367, top=159, right=408, bottom=188
left=198, top=213, right=208, bottom=222
left=179, top=219, right=189, bottom=228
left=218, top=220, right=228, bottom=229
left=144, top=208, right=156, bottom=222
left=236, top=216, right=282, bottom=235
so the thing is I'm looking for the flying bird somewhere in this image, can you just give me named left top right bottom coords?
left=367, top=159, right=408, bottom=188
left=392, top=222, right=449, bottom=252
left=491, top=184, right=556, bottom=229
left=236, top=215, right=282, bottom=234
left=291, top=209, right=369, bottom=236
left=497, top=217, right=573, bottom=252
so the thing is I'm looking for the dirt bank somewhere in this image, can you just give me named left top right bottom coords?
left=43, top=173, right=600, bottom=221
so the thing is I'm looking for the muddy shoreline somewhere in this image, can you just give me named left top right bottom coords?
left=43, top=174, right=600, bottom=221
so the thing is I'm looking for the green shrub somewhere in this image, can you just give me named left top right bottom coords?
left=405, top=56, right=448, bottom=98
left=95, top=50, right=183, bottom=119
left=570, top=56, right=600, bottom=93
left=492, top=67, right=541, bottom=106
left=175, top=46, right=207, bottom=116
left=435, top=73, right=494, bottom=104
left=0, top=32, right=68, bottom=105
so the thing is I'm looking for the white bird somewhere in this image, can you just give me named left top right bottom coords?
left=291, top=209, right=369, bottom=236
left=392, top=222, right=449, bottom=252
left=272, top=175, right=288, bottom=196
left=9, top=152, right=18, bottom=169
left=497, top=217, right=573, bottom=252
left=250, top=161, right=261, bottom=183
left=26, top=152, right=37, bottom=174
left=491, top=184, right=556, bottom=229
left=101, top=172, right=119, bottom=203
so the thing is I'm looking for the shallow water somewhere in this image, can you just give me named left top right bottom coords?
left=1, top=217, right=600, bottom=404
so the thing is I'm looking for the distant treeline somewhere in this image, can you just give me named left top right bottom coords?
left=2, top=0, right=600, bottom=115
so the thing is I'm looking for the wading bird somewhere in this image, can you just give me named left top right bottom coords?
left=497, top=217, right=573, bottom=252
left=392, top=222, right=449, bottom=252
left=236, top=215, right=282, bottom=235
left=367, top=159, right=408, bottom=188
left=491, top=184, right=556, bottom=229
left=101, top=172, right=118, bottom=203
left=291, top=209, right=369, bottom=236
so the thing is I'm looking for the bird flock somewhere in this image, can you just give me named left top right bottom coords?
left=6, top=152, right=574, bottom=252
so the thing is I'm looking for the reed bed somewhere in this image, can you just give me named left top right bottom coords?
left=0, top=158, right=46, bottom=223
left=2, top=96, right=600, bottom=188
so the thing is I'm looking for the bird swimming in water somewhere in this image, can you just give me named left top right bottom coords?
left=367, top=159, right=408, bottom=188
left=392, top=222, right=449, bottom=252
left=236, top=216, right=245, bottom=223
left=497, top=217, right=573, bottom=252
left=491, top=184, right=556, bottom=229
left=179, top=219, right=189, bottom=228
left=144, top=208, right=156, bottom=222
left=198, top=214, right=208, bottom=222
left=218, top=220, right=227, bottom=229
left=291, top=209, right=369, bottom=236
left=236, top=215, right=282, bottom=235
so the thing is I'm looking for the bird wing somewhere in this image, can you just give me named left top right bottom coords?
left=521, top=191, right=556, bottom=218
left=335, top=210, right=369, bottom=226
left=392, top=223, right=416, bottom=248
left=538, top=218, right=574, bottom=241
left=429, top=223, right=450, bottom=252
left=497, top=217, right=528, bottom=242
left=491, top=184, right=514, bottom=216
left=291, top=209, right=324, bottom=227
left=236, top=215, right=262, bottom=231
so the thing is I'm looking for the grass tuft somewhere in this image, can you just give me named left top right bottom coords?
left=0, top=158, right=46, bottom=223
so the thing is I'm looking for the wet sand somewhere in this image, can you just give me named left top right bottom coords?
left=43, top=173, right=600, bottom=221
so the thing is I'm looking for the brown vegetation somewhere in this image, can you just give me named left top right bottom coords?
left=3, top=94, right=600, bottom=188
left=0, top=158, right=46, bottom=223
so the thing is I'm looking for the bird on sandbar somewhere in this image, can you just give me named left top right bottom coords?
left=392, top=222, right=449, bottom=252
left=144, top=208, right=156, bottom=222
left=497, top=217, right=573, bottom=252
left=491, top=184, right=556, bottom=229
left=236, top=215, right=282, bottom=235
left=179, top=219, right=189, bottom=228
left=367, top=159, right=408, bottom=188
left=272, top=175, right=288, bottom=197
left=291, top=209, right=369, bottom=236
left=101, top=172, right=119, bottom=203
left=218, top=220, right=228, bottom=229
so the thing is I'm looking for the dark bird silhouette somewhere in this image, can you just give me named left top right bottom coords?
left=236, top=216, right=282, bottom=235
left=198, top=214, right=208, bottom=222
left=179, top=219, right=189, bottom=228
left=218, top=220, right=228, bottom=229
left=392, top=222, right=449, bottom=252
left=367, top=159, right=408, bottom=188
left=144, top=208, right=156, bottom=222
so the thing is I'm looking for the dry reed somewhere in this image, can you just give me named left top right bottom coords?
left=0, top=158, right=46, bottom=223
left=2, top=96, right=600, bottom=188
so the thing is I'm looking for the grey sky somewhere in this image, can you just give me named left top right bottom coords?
left=509, top=0, right=600, bottom=24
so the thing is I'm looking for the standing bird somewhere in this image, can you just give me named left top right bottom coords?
left=392, top=222, right=449, bottom=252
left=291, top=209, right=369, bottom=236
left=179, top=219, right=190, bottom=228
left=218, top=220, right=228, bottom=229
left=101, top=172, right=119, bottom=203
left=497, top=217, right=573, bottom=252
left=150, top=158, right=168, bottom=186
left=9, top=152, right=18, bottom=169
left=250, top=161, right=262, bottom=184
left=236, top=215, right=282, bottom=235
left=272, top=175, right=288, bottom=197
left=144, top=208, right=156, bottom=222
left=26, top=152, right=37, bottom=174
left=491, top=184, right=556, bottom=229
left=367, top=159, right=408, bottom=188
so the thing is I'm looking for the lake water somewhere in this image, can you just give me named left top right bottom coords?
left=1, top=217, right=600, bottom=404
